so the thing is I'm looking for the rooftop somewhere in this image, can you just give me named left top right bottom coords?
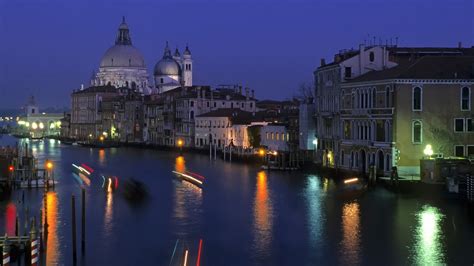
left=346, top=55, right=474, bottom=83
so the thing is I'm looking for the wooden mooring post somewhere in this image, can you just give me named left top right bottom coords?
left=71, top=195, right=77, bottom=264
left=81, top=188, right=86, bottom=254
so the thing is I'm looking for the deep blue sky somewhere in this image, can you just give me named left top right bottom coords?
left=0, top=0, right=472, bottom=109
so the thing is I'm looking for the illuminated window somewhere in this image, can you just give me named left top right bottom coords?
left=412, top=87, right=422, bottom=111
left=454, top=145, right=465, bottom=157
left=276, top=133, right=279, bottom=141
left=454, top=118, right=464, bottom=132
left=412, top=120, right=422, bottom=144
left=461, top=87, right=471, bottom=111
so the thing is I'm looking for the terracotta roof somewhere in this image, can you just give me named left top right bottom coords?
left=346, top=56, right=474, bottom=83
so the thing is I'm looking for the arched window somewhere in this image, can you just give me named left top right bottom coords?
left=461, top=87, right=471, bottom=111
left=412, top=120, right=422, bottom=144
left=385, top=86, right=390, bottom=107
left=412, top=86, right=422, bottom=111
left=369, top=52, right=375, bottom=62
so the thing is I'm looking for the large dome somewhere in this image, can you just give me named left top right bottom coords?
left=154, top=57, right=181, bottom=76
left=100, top=45, right=146, bottom=68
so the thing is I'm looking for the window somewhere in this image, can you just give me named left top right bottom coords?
left=213, top=102, right=216, bottom=108
left=385, top=86, right=390, bottom=107
left=369, top=52, right=375, bottom=62
left=468, top=146, right=474, bottom=157
left=412, top=120, right=422, bottom=144
left=341, top=150, right=345, bottom=166
left=454, top=118, right=464, bottom=132
left=160, top=78, right=164, bottom=84
left=412, top=86, right=422, bottom=111
left=454, top=145, right=465, bottom=157
left=344, top=67, right=351, bottom=78
left=190, top=111, right=194, bottom=119
left=190, top=101, right=194, bottom=107
left=467, top=118, right=473, bottom=132
left=271, top=132, right=274, bottom=140
left=207, top=102, right=210, bottom=108
left=461, top=87, right=471, bottom=111
left=276, top=133, right=279, bottom=141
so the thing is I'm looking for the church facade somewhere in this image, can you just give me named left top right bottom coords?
left=90, top=17, right=193, bottom=95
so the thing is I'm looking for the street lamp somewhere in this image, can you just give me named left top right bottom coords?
left=177, top=139, right=183, bottom=155
left=424, top=144, right=434, bottom=158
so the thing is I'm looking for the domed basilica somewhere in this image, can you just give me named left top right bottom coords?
left=91, top=17, right=193, bottom=94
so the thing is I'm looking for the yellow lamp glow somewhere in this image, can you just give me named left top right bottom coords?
left=424, top=144, right=433, bottom=157
left=177, top=139, right=183, bottom=147
left=46, top=161, right=53, bottom=170
left=39, top=122, right=44, bottom=129
left=258, top=149, right=265, bottom=156
left=31, top=122, right=38, bottom=130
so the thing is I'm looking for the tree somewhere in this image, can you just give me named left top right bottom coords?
left=247, top=125, right=261, bottom=148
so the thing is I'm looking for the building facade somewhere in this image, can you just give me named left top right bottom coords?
left=339, top=55, right=474, bottom=177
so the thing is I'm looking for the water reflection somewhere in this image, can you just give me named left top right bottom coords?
left=340, top=201, right=361, bottom=265
left=104, top=180, right=114, bottom=236
left=175, top=156, right=185, bottom=173
left=305, top=176, right=323, bottom=252
left=45, top=192, right=59, bottom=265
left=98, top=149, right=106, bottom=166
left=172, top=156, right=202, bottom=235
left=5, top=202, right=16, bottom=236
left=412, top=205, right=445, bottom=265
left=253, top=171, right=273, bottom=256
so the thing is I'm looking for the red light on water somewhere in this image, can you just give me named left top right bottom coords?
left=81, top=163, right=94, bottom=173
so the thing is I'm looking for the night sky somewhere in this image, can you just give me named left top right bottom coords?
left=0, top=0, right=472, bottom=109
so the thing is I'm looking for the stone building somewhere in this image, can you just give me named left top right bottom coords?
left=339, top=55, right=474, bottom=177
left=143, top=85, right=257, bottom=147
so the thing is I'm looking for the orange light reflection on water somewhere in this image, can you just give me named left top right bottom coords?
left=253, top=171, right=273, bottom=255
left=341, top=202, right=361, bottom=265
left=45, top=192, right=59, bottom=265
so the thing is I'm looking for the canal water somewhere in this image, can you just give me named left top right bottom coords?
left=0, top=135, right=473, bottom=265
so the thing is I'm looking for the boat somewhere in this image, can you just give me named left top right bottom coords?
left=336, top=177, right=367, bottom=199
left=122, top=178, right=148, bottom=203
left=72, top=163, right=92, bottom=176
left=172, top=170, right=205, bottom=187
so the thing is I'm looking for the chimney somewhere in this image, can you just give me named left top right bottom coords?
left=320, top=58, right=326, bottom=66
left=239, top=85, right=242, bottom=95
left=245, top=87, right=249, bottom=100
left=458, top=42, right=462, bottom=48
left=251, top=89, right=255, bottom=99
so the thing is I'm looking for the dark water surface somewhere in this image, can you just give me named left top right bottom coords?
left=0, top=135, right=473, bottom=265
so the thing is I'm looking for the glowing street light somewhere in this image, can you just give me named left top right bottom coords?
left=177, top=139, right=183, bottom=147
left=258, top=148, right=265, bottom=156
left=31, top=122, right=38, bottom=130
left=46, top=161, right=54, bottom=170
left=424, top=144, right=434, bottom=157
left=99, top=136, right=105, bottom=142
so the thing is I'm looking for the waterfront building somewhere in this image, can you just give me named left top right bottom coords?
left=194, top=108, right=265, bottom=149
left=16, top=96, right=63, bottom=138
left=313, top=44, right=474, bottom=169
left=314, top=45, right=398, bottom=168
left=143, top=85, right=257, bottom=147
left=339, top=55, right=474, bottom=177
left=91, top=17, right=151, bottom=94
left=70, top=85, right=119, bottom=139
left=298, top=98, right=317, bottom=152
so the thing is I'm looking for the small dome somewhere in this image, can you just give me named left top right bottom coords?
left=100, top=45, right=146, bottom=68
left=154, top=57, right=181, bottom=76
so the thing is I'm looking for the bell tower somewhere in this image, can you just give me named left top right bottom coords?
left=182, top=44, right=193, bottom=87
